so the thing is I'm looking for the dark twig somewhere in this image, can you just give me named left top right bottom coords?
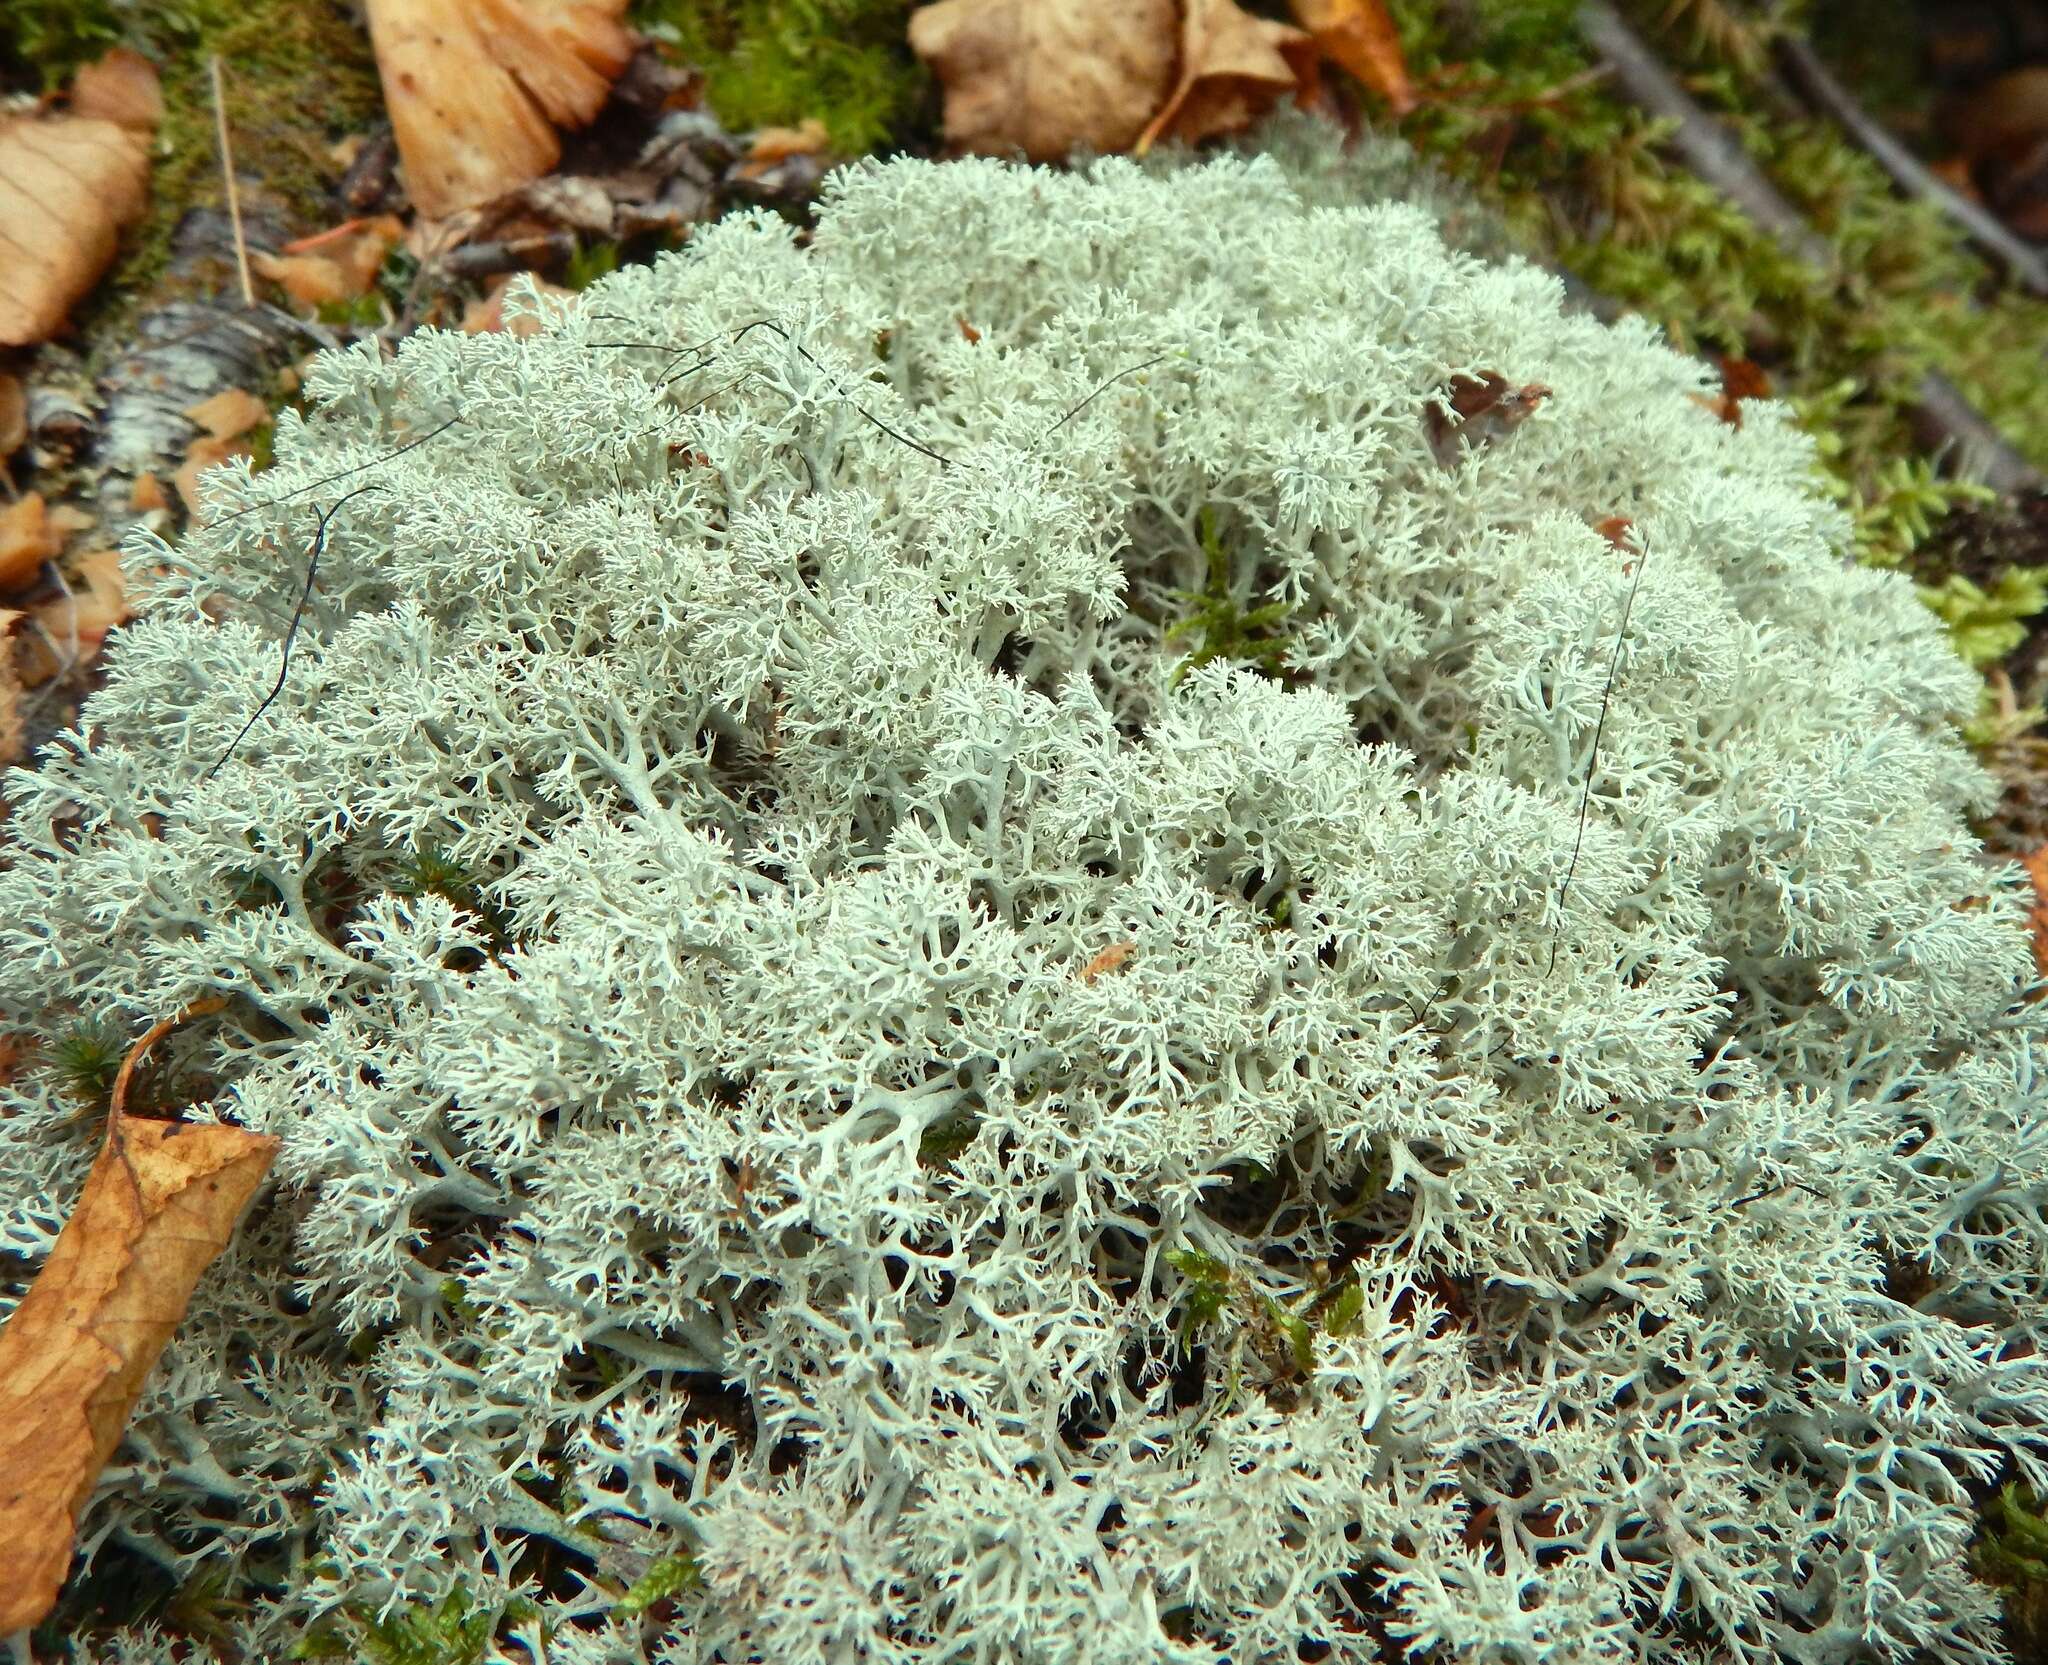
left=207, top=484, right=385, bottom=779
left=1548, top=530, right=1650, bottom=975
left=1773, top=34, right=2048, bottom=300
left=1576, top=0, right=2044, bottom=495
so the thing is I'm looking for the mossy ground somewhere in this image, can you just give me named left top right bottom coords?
left=0, top=0, right=381, bottom=352
left=629, top=0, right=927, bottom=154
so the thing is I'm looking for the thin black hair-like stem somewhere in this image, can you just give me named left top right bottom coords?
left=1547, top=536, right=1650, bottom=974
left=216, top=415, right=461, bottom=525
left=1043, top=354, right=1170, bottom=440
left=205, top=483, right=385, bottom=779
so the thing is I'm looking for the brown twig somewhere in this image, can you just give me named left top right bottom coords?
left=1576, top=0, right=2044, bottom=494
left=1773, top=34, right=2048, bottom=299
left=208, top=56, right=256, bottom=310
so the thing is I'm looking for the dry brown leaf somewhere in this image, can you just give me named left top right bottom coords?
left=1287, top=0, right=1412, bottom=112
left=174, top=434, right=249, bottom=519
left=366, top=0, right=635, bottom=219
left=0, top=607, right=22, bottom=764
left=130, top=472, right=170, bottom=513
left=1136, top=0, right=1316, bottom=154
left=462, top=273, right=578, bottom=338
left=0, top=371, right=26, bottom=460
left=277, top=213, right=406, bottom=296
left=909, top=0, right=1180, bottom=162
left=0, top=492, right=60, bottom=590
left=18, top=548, right=132, bottom=686
left=183, top=387, right=271, bottom=443
left=1424, top=370, right=1553, bottom=468
left=0, top=117, right=152, bottom=346
left=251, top=250, right=354, bottom=309
left=0, top=1000, right=276, bottom=1635
left=2023, top=845, right=2048, bottom=983
left=68, top=46, right=165, bottom=132
left=741, top=117, right=830, bottom=175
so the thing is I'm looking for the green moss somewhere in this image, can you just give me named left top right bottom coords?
left=0, top=0, right=120, bottom=88
left=1165, top=507, right=1297, bottom=685
left=632, top=0, right=925, bottom=153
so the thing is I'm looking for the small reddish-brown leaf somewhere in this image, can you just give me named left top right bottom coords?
left=2022, top=845, right=2048, bottom=983
left=1424, top=371, right=1552, bottom=468
left=1136, top=0, right=1318, bottom=154
left=0, top=1000, right=275, bottom=1635
left=1287, top=0, right=1413, bottom=113
left=174, top=434, right=250, bottom=518
left=0, top=492, right=61, bottom=591
left=365, top=0, right=634, bottom=219
left=910, top=0, right=1180, bottom=162
left=1594, top=514, right=1634, bottom=549
left=1080, top=941, right=1137, bottom=983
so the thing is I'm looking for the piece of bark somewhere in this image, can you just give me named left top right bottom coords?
left=1577, top=0, right=2045, bottom=495
left=0, top=1000, right=275, bottom=1635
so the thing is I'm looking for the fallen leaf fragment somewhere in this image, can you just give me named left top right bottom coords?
left=184, top=387, right=270, bottom=443
left=1137, top=0, right=1318, bottom=154
left=1080, top=941, right=1137, bottom=983
left=130, top=472, right=170, bottom=513
left=175, top=435, right=249, bottom=519
left=0, top=999, right=274, bottom=1635
left=0, top=117, right=153, bottom=346
left=0, top=372, right=26, bottom=460
left=1287, top=0, right=1413, bottom=113
left=1594, top=514, right=1634, bottom=548
left=0, top=607, right=22, bottom=763
left=1690, top=354, right=1771, bottom=428
left=1424, top=371, right=1552, bottom=468
left=745, top=118, right=830, bottom=168
left=2023, top=845, right=2048, bottom=984
left=462, top=273, right=578, bottom=338
left=910, top=0, right=1180, bottom=162
left=68, top=47, right=165, bottom=132
left=277, top=213, right=406, bottom=299
left=17, top=549, right=132, bottom=686
left=0, top=492, right=60, bottom=590
left=366, top=0, right=635, bottom=218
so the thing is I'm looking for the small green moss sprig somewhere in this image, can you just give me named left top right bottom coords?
left=1164, top=507, right=1297, bottom=686
left=631, top=0, right=924, bottom=153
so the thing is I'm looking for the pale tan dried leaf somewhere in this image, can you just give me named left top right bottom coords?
left=130, top=472, right=171, bottom=513
left=909, top=0, right=1180, bottom=162
left=0, top=492, right=60, bottom=591
left=1287, top=0, right=1412, bottom=112
left=68, top=46, right=164, bottom=132
left=183, top=388, right=271, bottom=442
left=365, top=0, right=634, bottom=219
left=1137, top=0, right=1317, bottom=154
left=0, top=1005, right=275, bottom=1634
left=0, top=116, right=151, bottom=345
